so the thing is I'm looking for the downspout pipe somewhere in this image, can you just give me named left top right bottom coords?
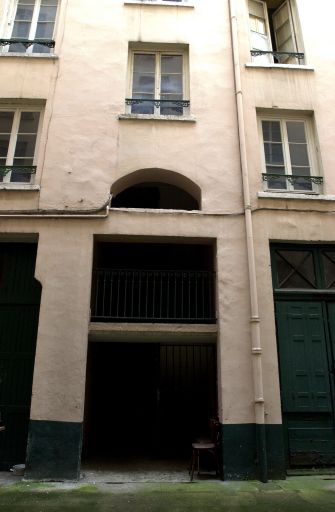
left=228, top=0, right=268, bottom=482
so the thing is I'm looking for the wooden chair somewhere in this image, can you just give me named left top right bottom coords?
left=189, top=419, right=219, bottom=481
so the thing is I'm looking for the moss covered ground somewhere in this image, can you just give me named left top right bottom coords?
left=0, top=477, right=334, bottom=511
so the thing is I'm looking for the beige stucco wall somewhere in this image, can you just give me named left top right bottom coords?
left=0, top=0, right=335, bottom=431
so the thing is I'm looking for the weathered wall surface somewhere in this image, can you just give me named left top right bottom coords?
left=0, top=0, right=335, bottom=479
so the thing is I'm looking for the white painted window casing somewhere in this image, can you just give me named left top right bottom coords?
left=1, top=0, right=59, bottom=54
left=0, top=107, right=43, bottom=184
left=248, top=0, right=300, bottom=64
left=258, top=115, right=322, bottom=193
left=127, top=47, right=189, bottom=117
left=124, top=1, right=193, bottom=6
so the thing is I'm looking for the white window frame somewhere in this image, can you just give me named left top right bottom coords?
left=258, top=114, right=321, bottom=194
left=248, top=0, right=301, bottom=65
left=1, top=0, right=60, bottom=55
left=124, top=1, right=194, bottom=6
left=127, top=46, right=190, bottom=117
left=0, top=106, right=43, bottom=184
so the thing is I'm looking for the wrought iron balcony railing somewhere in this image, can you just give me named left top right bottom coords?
left=0, top=165, right=36, bottom=178
left=91, top=268, right=216, bottom=323
left=251, top=50, right=305, bottom=64
left=262, top=173, right=323, bottom=191
left=125, top=98, right=190, bottom=115
left=0, top=39, right=55, bottom=49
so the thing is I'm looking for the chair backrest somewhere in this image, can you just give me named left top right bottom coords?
left=209, top=418, right=219, bottom=445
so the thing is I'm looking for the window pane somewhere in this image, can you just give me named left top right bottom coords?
left=289, top=144, right=310, bottom=167
left=32, top=43, right=51, bottom=53
left=18, top=112, right=40, bottom=133
left=249, top=0, right=265, bottom=18
left=286, top=122, right=307, bottom=143
left=292, top=176, right=312, bottom=192
left=161, top=55, right=182, bottom=74
left=11, top=157, right=34, bottom=183
left=322, top=251, right=335, bottom=289
left=132, top=74, right=155, bottom=93
left=0, top=135, right=11, bottom=158
left=0, top=112, right=14, bottom=133
left=161, top=75, right=183, bottom=94
left=133, top=54, right=155, bottom=73
left=265, top=166, right=286, bottom=189
left=15, top=5, right=34, bottom=21
left=35, top=22, right=55, bottom=39
left=276, top=21, right=294, bottom=48
left=0, top=158, right=6, bottom=182
left=131, top=94, right=154, bottom=115
left=262, top=121, right=282, bottom=142
left=264, top=142, right=284, bottom=165
left=41, top=0, right=59, bottom=5
left=14, top=135, right=37, bottom=158
left=275, top=250, right=316, bottom=289
left=38, top=6, right=57, bottom=21
left=160, top=94, right=183, bottom=116
left=11, top=21, right=31, bottom=38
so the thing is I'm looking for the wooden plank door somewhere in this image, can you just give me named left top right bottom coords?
left=0, top=244, right=41, bottom=470
left=276, top=301, right=335, bottom=466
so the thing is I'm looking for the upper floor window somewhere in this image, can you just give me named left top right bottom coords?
left=126, top=46, right=190, bottom=117
left=0, top=107, right=42, bottom=184
left=1, top=0, right=58, bottom=54
left=259, top=114, right=322, bottom=193
left=248, top=0, right=304, bottom=65
left=124, top=1, right=192, bottom=5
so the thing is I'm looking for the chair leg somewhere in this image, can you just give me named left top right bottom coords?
left=190, top=449, right=196, bottom=481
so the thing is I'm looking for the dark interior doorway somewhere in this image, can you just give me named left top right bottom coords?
left=82, top=342, right=217, bottom=462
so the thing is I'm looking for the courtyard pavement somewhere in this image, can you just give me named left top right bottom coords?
left=0, top=472, right=335, bottom=511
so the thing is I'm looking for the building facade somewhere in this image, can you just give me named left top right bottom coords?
left=0, top=0, right=334, bottom=480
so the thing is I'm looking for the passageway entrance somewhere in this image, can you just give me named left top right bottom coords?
left=82, top=342, right=217, bottom=464
left=0, top=243, right=41, bottom=470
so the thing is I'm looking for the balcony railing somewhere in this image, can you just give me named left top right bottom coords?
left=125, top=98, right=190, bottom=115
left=250, top=50, right=305, bottom=64
left=0, top=39, right=55, bottom=49
left=262, top=173, right=323, bottom=192
left=91, top=269, right=216, bottom=323
left=0, top=166, right=36, bottom=182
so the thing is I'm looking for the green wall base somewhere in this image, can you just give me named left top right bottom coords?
left=25, top=420, right=83, bottom=480
left=220, top=423, right=286, bottom=480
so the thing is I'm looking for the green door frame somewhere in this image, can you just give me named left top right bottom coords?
left=271, top=244, right=335, bottom=468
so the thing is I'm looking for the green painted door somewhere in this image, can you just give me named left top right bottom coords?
left=276, top=301, right=335, bottom=467
left=0, top=244, right=41, bottom=470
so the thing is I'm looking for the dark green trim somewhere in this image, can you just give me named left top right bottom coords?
left=25, top=420, right=83, bottom=480
left=220, top=423, right=286, bottom=481
left=256, top=423, right=268, bottom=483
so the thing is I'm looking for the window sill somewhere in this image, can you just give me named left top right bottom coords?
left=246, top=63, right=314, bottom=71
left=258, top=191, right=335, bottom=201
left=118, top=113, right=196, bottom=122
left=0, top=184, right=40, bottom=191
left=124, top=1, right=194, bottom=7
left=0, top=52, right=58, bottom=59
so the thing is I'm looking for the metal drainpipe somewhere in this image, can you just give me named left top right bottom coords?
left=228, top=0, right=268, bottom=482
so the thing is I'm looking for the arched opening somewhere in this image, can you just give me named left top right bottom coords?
left=111, top=169, right=201, bottom=211
left=112, top=182, right=199, bottom=210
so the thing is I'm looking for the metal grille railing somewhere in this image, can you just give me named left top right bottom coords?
left=91, top=269, right=216, bottom=323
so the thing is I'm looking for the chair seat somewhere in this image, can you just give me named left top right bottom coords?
left=192, top=442, right=215, bottom=450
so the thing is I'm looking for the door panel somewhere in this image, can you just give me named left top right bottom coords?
left=276, top=301, right=335, bottom=466
left=0, top=244, right=41, bottom=470
left=276, top=302, right=332, bottom=413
